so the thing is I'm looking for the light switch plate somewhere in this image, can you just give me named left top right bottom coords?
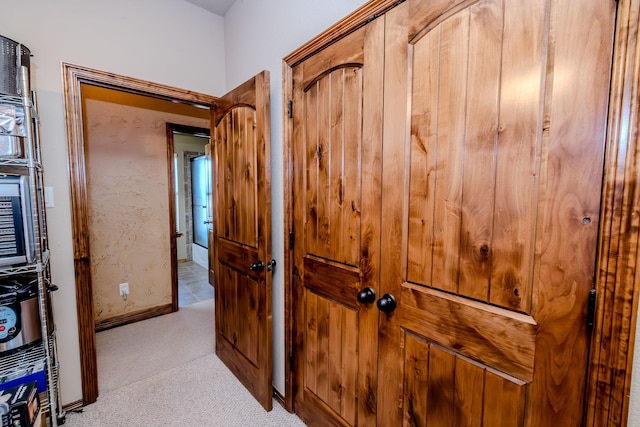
left=44, top=187, right=54, bottom=208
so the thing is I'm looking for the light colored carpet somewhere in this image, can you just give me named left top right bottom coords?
left=64, top=300, right=305, bottom=426
left=96, top=300, right=216, bottom=394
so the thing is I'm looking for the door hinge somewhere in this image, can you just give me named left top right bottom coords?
left=587, top=288, right=597, bottom=329
left=289, top=230, right=295, bottom=250
left=288, top=100, right=293, bottom=119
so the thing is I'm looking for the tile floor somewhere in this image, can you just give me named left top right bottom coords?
left=178, top=261, right=213, bottom=307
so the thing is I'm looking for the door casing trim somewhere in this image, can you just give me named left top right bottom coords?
left=62, top=62, right=215, bottom=404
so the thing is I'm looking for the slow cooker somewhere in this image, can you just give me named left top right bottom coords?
left=0, top=278, right=41, bottom=355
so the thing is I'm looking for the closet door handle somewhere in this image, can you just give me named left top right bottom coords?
left=376, top=294, right=397, bottom=313
left=357, top=287, right=376, bottom=304
left=249, top=260, right=265, bottom=272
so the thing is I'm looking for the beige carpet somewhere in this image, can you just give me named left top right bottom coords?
left=64, top=300, right=305, bottom=426
left=96, top=300, right=216, bottom=394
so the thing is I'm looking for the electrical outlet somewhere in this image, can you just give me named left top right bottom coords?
left=119, top=282, right=129, bottom=299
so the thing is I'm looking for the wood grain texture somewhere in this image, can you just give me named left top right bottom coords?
left=291, top=16, right=384, bottom=427
left=305, top=291, right=319, bottom=394
left=488, top=0, right=545, bottom=312
left=212, top=71, right=272, bottom=411
left=94, top=303, right=173, bottom=331
left=282, top=60, right=295, bottom=412
left=586, top=0, right=640, bottom=425
left=426, top=345, right=455, bottom=426
left=406, top=24, right=438, bottom=287
left=527, top=0, right=614, bottom=424
left=303, top=66, right=362, bottom=266
left=375, top=4, right=412, bottom=426
left=457, top=0, right=502, bottom=302
left=282, top=0, right=637, bottom=424
left=284, top=0, right=400, bottom=66
left=216, top=239, right=259, bottom=278
left=304, top=293, right=360, bottom=421
left=385, top=0, right=613, bottom=424
left=403, top=334, right=429, bottom=427
left=303, top=257, right=361, bottom=310
left=425, top=11, right=469, bottom=293
left=400, top=283, right=536, bottom=381
left=453, top=356, right=484, bottom=427
left=482, top=370, right=525, bottom=426
left=401, top=333, right=524, bottom=427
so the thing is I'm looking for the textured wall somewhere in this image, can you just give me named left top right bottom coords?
left=82, top=86, right=209, bottom=322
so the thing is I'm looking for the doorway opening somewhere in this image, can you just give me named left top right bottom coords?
left=168, top=124, right=213, bottom=307
left=63, top=63, right=216, bottom=405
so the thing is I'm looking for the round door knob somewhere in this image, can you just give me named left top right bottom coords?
left=376, top=294, right=396, bottom=313
left=356, top=287, right=376, bottom=304
left=249, top=261, right=265, bottom=272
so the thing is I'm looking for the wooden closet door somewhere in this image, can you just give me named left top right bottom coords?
left=291, top=18, right=384, bottom=426
left=379, top=0, right=615, bottom=426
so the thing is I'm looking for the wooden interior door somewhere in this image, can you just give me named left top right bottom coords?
left=291, top=18, right=385, bottom=426
left=211, top=71, right=273, bottom=411
left=378, top=0, right=615, bottom=426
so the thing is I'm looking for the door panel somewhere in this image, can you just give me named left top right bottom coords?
left=211, top=71, right=272, bottom=411
left=380, top=0, right=615, bottom=426
left=403, top=335, right=527, bottom=427
left=292, top=19, right=384, bottom=426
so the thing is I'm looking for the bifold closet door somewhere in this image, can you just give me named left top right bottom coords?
left=378, top=0, right=615, bottom=426
left=291, top=17, right=385, bottom=427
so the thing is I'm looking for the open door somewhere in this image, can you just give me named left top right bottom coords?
left=210, top=71, right=273, bottom=410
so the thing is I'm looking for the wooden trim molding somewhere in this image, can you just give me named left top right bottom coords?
left=61, top=399, right=83, bottom=414
left=95, top=304, right=173, bottom=332
left=166, top=125, right=179, bottom=313
left=281, top=61, right=294, bottom=413
left=586, top=0, right=640, bottom=425
left=62, top=62, right=215, bottom=405
left=283, top=0, right=401, bottom=67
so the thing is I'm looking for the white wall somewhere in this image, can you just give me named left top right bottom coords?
left=0, top=0, right=225, bottom=405
left=223, top=0, right=367, bottom=395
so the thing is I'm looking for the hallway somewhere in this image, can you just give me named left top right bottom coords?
left=178, top=261, right=212, bottom=307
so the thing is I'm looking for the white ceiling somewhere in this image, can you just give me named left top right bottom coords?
left=182, top=0, right=237, bottom=16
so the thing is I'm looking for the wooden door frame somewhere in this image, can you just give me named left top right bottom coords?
left=282, top=0, right=640, bottom=424
left=62, top=63, right=215, bottom=405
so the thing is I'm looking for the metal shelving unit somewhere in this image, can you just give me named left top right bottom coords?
left=0, top=38, right=63, bottom=427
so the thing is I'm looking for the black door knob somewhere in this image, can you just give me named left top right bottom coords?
left=356, top=287, right=376, bottom=304
left=376, top=294, right=396, bottom=313
left=249, top=261, right=265, bottom=272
